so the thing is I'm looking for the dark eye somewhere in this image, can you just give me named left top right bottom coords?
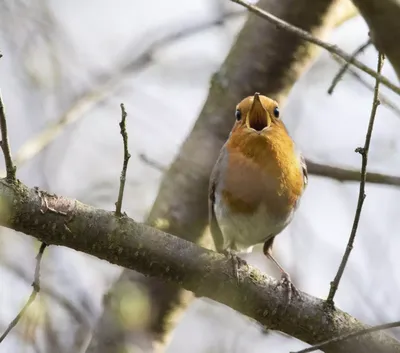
left=235, top=109, right=242, bottom=121
left=273, top=107, right=280, bottom=118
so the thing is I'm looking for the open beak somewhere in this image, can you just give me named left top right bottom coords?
left=246, top=92, right=270, bottom=131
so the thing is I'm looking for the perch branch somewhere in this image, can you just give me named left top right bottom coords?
left=0, top=181, right=398, bottom=352
left=230, top=0, right=400, bottom=96
left=327, top=52, right=384, bottom=305
left=0, top=242, right=47, bottom=343
left=115, top=103, right=130, bottom=217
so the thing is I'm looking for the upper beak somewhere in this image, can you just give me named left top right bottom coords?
left=246, top=92, right=270, bottom=131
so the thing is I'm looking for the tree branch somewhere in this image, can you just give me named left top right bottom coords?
left=351, top=0, right=400, bottom=80
left=0, top=242, right=46, bottom=343
left=115, top=103, right=130, bottom=217
left=0, top=91, right=16, bottom=182
left=293, top=320, right=400, bottom=353
left=0, top=180, right=399, bottom=353
left=328, top=38, right=372, bottom=95
left=231, top=0, right=400, bottom=96
left=327, top=52, right=384, bottom=305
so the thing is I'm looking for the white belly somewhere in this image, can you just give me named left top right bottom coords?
left=214, top=193, right=294, bottom=253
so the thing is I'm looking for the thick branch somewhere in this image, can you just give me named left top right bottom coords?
left=0, top=180, right=399, bottom=353
left=351, top=0, right=400, bottom=80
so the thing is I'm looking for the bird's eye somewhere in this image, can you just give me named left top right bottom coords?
left=273, top=107, right=280, bottom=118
left=235, top=109, right=242, bottom=121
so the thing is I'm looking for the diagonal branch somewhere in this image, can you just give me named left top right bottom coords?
left=327, top=52, right=384, bottom=305
left=0, top=180, right=399, bottom=353
left=293, top=320, right=400, bottom=353
left=0, top=242, right=47, bottom=343
left=328, top=38, right=372, bottom=95
left=230, top=0, right=400, bottom=96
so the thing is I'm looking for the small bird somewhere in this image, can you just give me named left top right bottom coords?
left=208, top=92, right=307, bottom=297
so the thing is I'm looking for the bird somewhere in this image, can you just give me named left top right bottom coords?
left=208, top=92, right=307, bottom=299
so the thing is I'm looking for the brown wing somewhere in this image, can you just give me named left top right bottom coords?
left=208, top=149, right=226, bottom=253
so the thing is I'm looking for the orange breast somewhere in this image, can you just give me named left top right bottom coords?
left=222, top=122, right=304, bottom=218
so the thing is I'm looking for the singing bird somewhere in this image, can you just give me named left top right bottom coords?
left=208, top=92, right=307, bottom=294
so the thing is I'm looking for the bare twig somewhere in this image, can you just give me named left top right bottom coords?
left=331, top=55, right=400, bottom=118
left=0, top=242, right=47, bottom=343
left=115, top=103, right=130, bottom=217
left=230, top=0, right=400, bottom=96
left=292, top=320, right=400, bottom=353
left=328, top=39, right=372, bottom=94
left=326, top=52, right=385, bottom=306
left=0, top=91, right=16, bottom=182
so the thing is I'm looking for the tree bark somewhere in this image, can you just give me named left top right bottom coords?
left=1, top=179, right=400, bottom=353
left=351, top=0, right=400, bottom=80
left=86, top=0, right=355, bottom=351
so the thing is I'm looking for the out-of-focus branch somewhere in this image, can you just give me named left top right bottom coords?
left=140, top=153, right=400, bottom=187
left=306, top=160, right=400, bottom=186
left=330, top=55, right=400, bottom=118
left=293, top=320, right=400, bottom=353
left=0, top=243, right=47, bottom=343
left=351, top=0, right=400, bottom=80
left=0, top=10, right=244, bottom=178
left=231, top=0, right=400, bottom=95
left=0, top=180, right=399, bottom=353
left=328, top=38, right=372, bottom=94
left=0, top=259, right=91, bottom=327
left=327, top=52, right=384, bottom=306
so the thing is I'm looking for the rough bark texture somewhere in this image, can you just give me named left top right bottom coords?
left=351, top=0, right=400, bottom=80
left=1, top=179, right=400, bottom=353
left=86, top=0, right=353, bottom=351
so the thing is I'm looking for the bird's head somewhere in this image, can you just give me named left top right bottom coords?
left=232, top=92, right=281, bottom=135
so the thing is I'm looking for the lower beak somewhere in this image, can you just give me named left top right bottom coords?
left=246, top=93, right=269, bottom=131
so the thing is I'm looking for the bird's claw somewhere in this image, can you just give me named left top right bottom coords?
left=275, top=272, right=302, bottom=309
left=222, top=249, right=246, bottom=285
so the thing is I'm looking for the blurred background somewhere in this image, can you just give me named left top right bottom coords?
left=1, top=0, right=400, bottom=352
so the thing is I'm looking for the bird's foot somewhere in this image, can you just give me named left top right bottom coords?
left=222, top=249, right=247, bottom=285
left=275, top=272, right=302, bottom=309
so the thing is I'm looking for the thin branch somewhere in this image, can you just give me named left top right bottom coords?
left=326, top=52, right=385, bottom=306
left=330, top=55, right=400, bottom=118
left=0, top=91, right=16, bottom=182
left=230, top=0, right=400, bottom=96
left=328, top=39, right=372, bottom=94
left=292, top=320, right=400, bottom=353
left=0, top=259, right=91, bottom=326
left=0, top=242, right=47, bottom=343
left=305, top=160, right=400, bottom=187
left=115, top=103, right=130, bottom=217
left=1, top=181, right=400, bottom=353
left=140, top=152, right=400, bottom=187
